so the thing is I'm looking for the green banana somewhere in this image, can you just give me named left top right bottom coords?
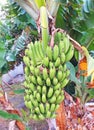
left=49, top=96, right=56, bottom=103
left=54, top=104, right=60, bottom=111
left=49, top=67, right=56, bottom=79
left=46, top=77, right=51, bottom=86
left=61, top=78, right=69, bottom=88
left=32, top=99, right=39, bottom=107
left=24, top=67, right=29, bottom=76
left=54, top=83, right=61, bottom=90
left=39, top=103, right=45, bottom=114
left=30, top=76, right=36, bottom=84
left=56, top=94, right=64, bottom=104
left=34, top=41, right=42, bottom=60
left=46, top=111, right=51, bottom=118
left=43, top=68, right=48, bottom=80
left=47, top=87, right=54, bottom=98
left=42, top=86, right=47, bottom=94
left=46, top=46, right=52, bottom=60
left=37, top=41, right=44, bottom=58
left=63, top=34, right=70, bottom=53
left=42, top=94, right=46, bottom=103
left=39, top=114, right=45, bottom=120
left=66, top=69, right=70, bottom=77
left=53, top=77, right=58, bottom=85
left=25, top=101, right=32, bottom=109
left=29, top=83, right=35, bottom=91
left=35, top=107, right=40, bottom=114
left=57, top=32, right=62, bottom=42
left=57, top=70, right=63, bottom=81
left=65, top=44, right=74, bottom=62
left=35, top=67, right=40, bottom=76
left=54, top=57, right=61, bottom=67
left=59, top=40, right=65, bottom=54
left=53, top=45, right=59, bottom=61
left=60, top=53, right=65, bottom=64
left=30, top=66, right=35, bottom=74
left=49, top=62, right=54, bottom=68
left=30, top=43, right=36, bottom=64
left=54, top=89, right=61, bottom=97
left=42, top=57, right=49, bottom=67
left=36, top=93, right=41, bottom=102
left=50, top=104, right=55, bottom=112
left=33, top=114, right=39, bottom=120
left=63, top=64, right=67, bottom=71
left=46, top=103, right=50, bottom=112
left=37, top=85, right=41, bottom=93
left=24, top=94, right=29, bottom=100
left=23, top=56, right=30, bottom=66
left=37, top=76, right=43, bottom=85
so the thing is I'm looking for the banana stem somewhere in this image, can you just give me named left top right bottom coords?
left=40, top=6, right=49, bottom=53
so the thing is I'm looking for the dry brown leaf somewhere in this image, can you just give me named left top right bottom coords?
left=16, top=121, right=25, bottom=130
left=56, top=101, right=66, bottom=130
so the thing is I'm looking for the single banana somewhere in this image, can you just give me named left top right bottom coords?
left=23, top=56, right=30, bottom=66
left=50, top=104, right=55, bottom=112
left=42, top=94, right=46, bottom=103
left=25, top=101, right=32, bottom=109
left=49, top=67, right=56, bottom=79
left=60, top=52, right=65, bottom=64
left=59, top=40, right=65, bottom=54
left=39, top=114, right=45, bottom=120
left=24, top=67, right=29, bottom=76
left=47, top=87, right=54, bottom=98
left=36, top=93, right=41, bottom=102
left=39, top=103, right=45, bottom=114
left=35, top=107, right=41, bottom=114
left=30, top=66, right=35, bottom=75
left=42, top=85, right=47, bottom=94
left=37, top=41, right=44, bottom=58
left=53, top=77, right=58, bottom=85
left=37, top=76, right=43, bottom=85
left=54, top=89, right=61, bottom=97
left=34, top=41, right=42, bottom=60
left=57, top=70, right=63, bottom=81
left=35, top=67, right=40, bottom=76
left=46, top=103, right=50, bottom=112
left=43, top=68, right=48, bottom=80
left=53, top=45, right=59, bottom=61
left=29, top=83, right=35, bottom=91
left=63, top=34, right=70, bottom=53
left=46, top=46, right=53, bottom=60
left=42, top=57, right=49, bottom=67
left=30, top=76, right=37, bottom=84
left=54, top=57, right=61, bottom=67
left=46, top=111, right=51, bottom=118
left=46, top=77, right=51, bottom=86
left=61, top=78, right=69, bottom=88
left=37, top=85, right=41, bottom=93
left=54, top=83, right=61, bottom=90
left=49, top=96, right=56, bottom=103
left=65, top=44, right=74, bottom=62
left=56, top=94, right=64, bottom=104
left=66, top=69, right=70, bottom=78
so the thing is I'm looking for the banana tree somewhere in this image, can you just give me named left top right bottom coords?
left=13, top=0, right=84, bottom=129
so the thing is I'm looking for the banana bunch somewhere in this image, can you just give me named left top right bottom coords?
left=23, top=32, right=74, bottom=120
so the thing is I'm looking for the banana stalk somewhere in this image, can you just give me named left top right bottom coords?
left=40, top=6, right=49, bottom=53
left=34, top=0, right=46, bottom=8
